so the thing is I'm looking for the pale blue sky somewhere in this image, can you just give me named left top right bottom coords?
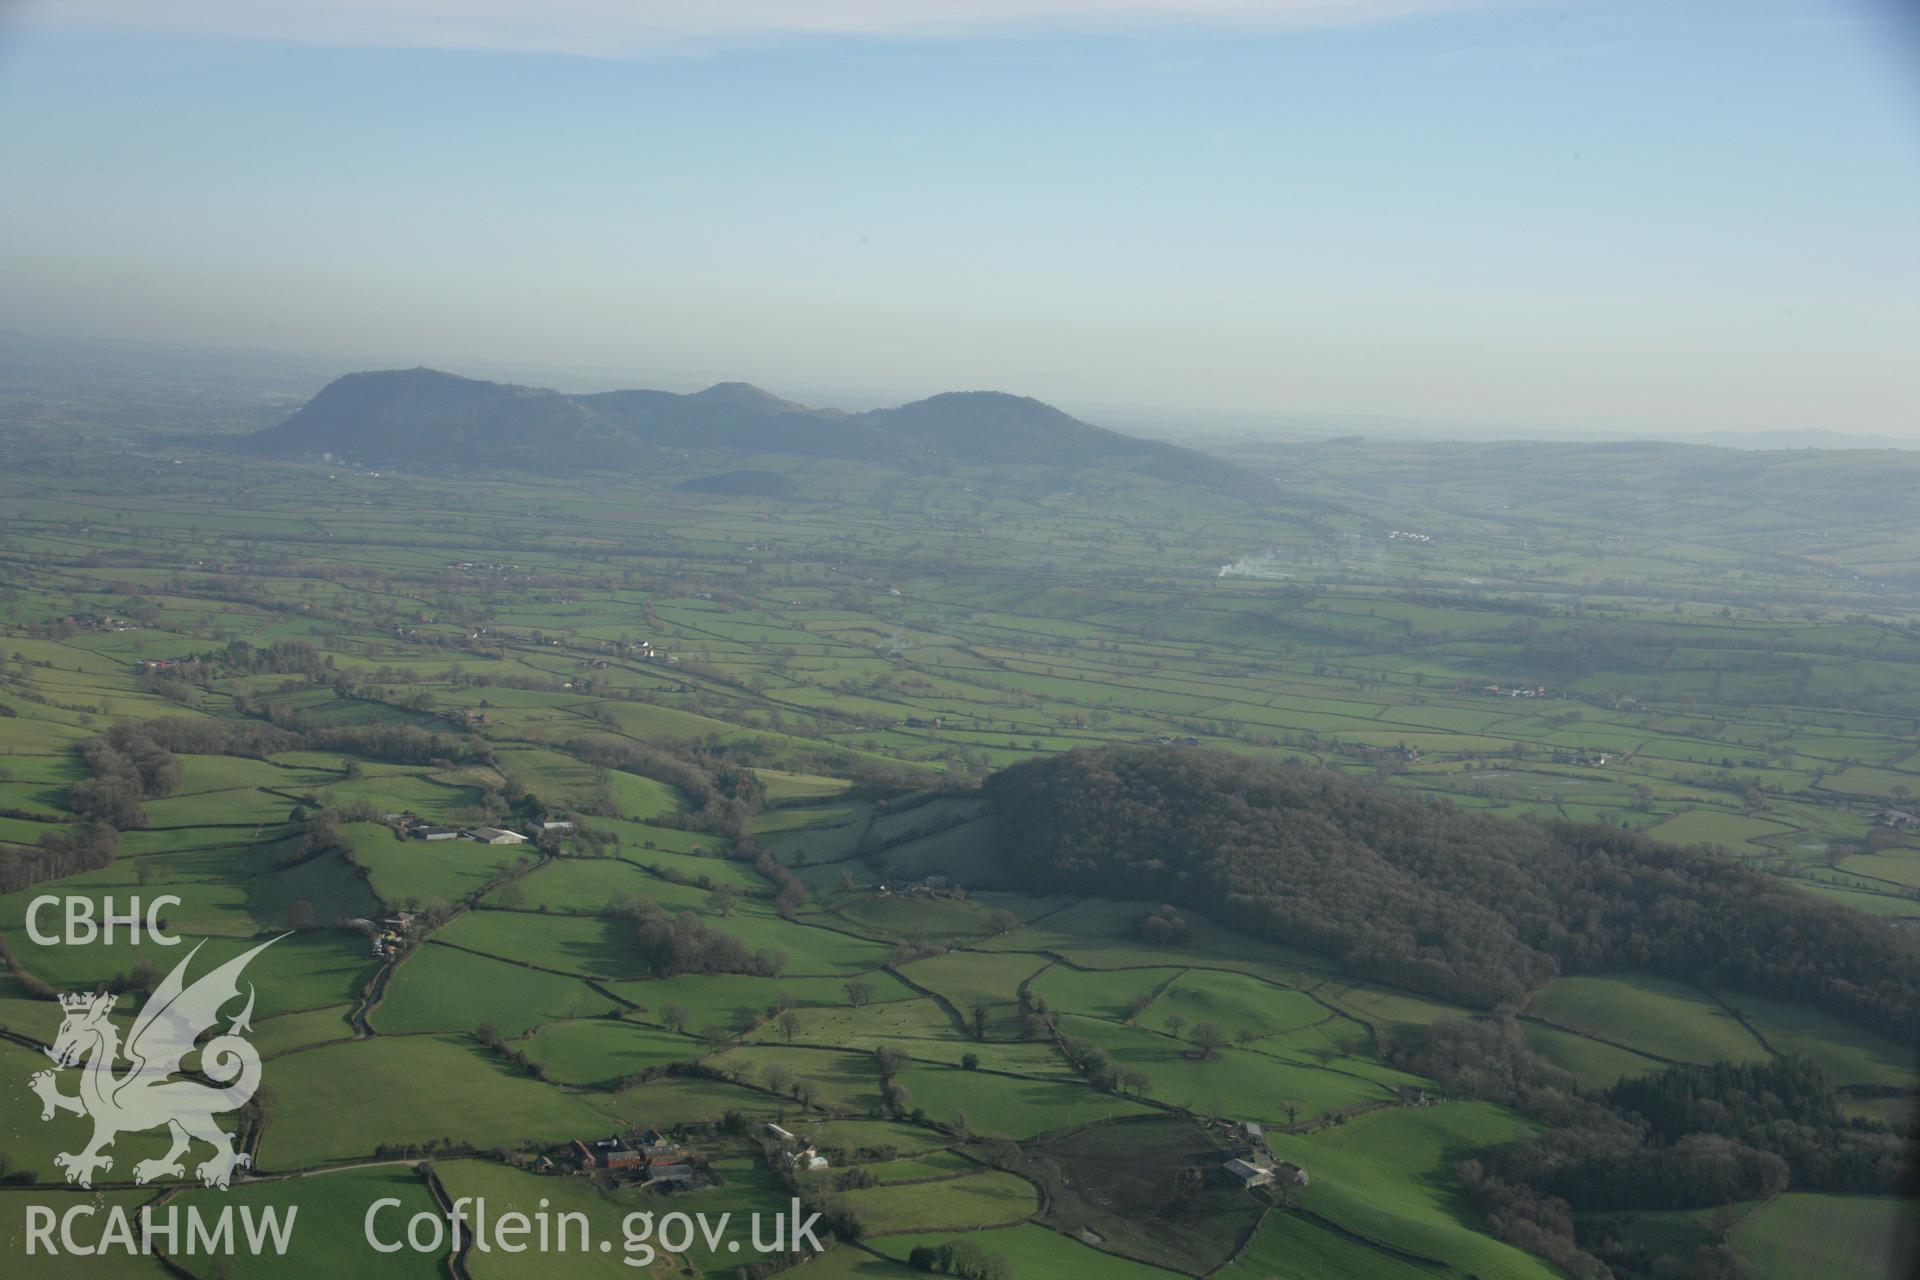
left=2, top=0, right=1916, bottom=434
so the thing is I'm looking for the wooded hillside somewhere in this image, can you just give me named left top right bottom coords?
left=985, top=746, right=1920, bottom=1039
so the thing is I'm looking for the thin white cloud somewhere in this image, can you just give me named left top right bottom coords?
left=21, top=0, right=1517, bottom=57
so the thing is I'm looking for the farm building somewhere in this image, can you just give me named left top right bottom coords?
left=1223, top=1158, right=1274, bottom=1188
left=593, top=1135, right=644, bottom=1170
left=648, top=1163, right=696, bottom=1189
left=470, top=826, right=528, bottom=845
left=413, top=827, right=460, bottom=841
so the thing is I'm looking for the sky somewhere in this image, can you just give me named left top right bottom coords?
left=1, top=0, right=1917, bottom=436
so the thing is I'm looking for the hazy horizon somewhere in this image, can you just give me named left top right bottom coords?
left=4, top=0, right=1918, bottom=439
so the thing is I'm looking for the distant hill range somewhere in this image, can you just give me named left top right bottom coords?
left=245, top=367, right=1242, bottom=484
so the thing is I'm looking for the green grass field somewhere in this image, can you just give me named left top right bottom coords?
left=172, top=1168, right=447, bottom=1280
left=892, top=1062, right=1156, bottom=1137
left=1526, top=975, right=1771, bottom=1066
left=259, top=1036, right=627, bottom=1166
left=838, top=1169, right=1039, bottom=1234
left=371, top=942, right=620, bottom=1035
left=1265, top=1104, right=1562, bottom=1280
left=1225, top=1208, right=1447, bottom=1280
left=872, top=1223, right=1186, bottom=1278
left=1731, top=1193, right=1916, bottom=1280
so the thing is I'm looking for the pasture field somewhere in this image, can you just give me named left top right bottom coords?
left=809, top=1118, right=954, bottom=1156
left=837, top=1169, right=1039, bottom=1234
left=1055, top=1013, right=1387, bottom=1121
left=516, top=1017, right=702, bottom=1084
left=1224, top=1208, right=1446, bottom=1280
left=896, top=948, right=1049, bottom=1035
left=1710, top=990, right=1918, bottom=1093
left=370, top=941, right=621, bottom=1034
left=1265, top=1104, right=1561, bottom=1280
left=798, top=1247, right=919, bottom=1277
left=434, top=1158, right=684, bottom=1280
left=252, top=1003, right=357, bottom=1056
left=1154, top=968, right=1335, bottom=1040
left=872, top=1223, right=1188, bottom=1278
left=892, top=1062, right=1157, bottom=1137
left=346, top=822, right=505, bottom=904
left=491, top=854, right=696, bottom=913
left=1314, top=980, right=1475, bottom=1032
left=1647, top=809, right=1799, bottom=854
left=834, top=892, right=1007, bottom=940
left=749, top=993, right=964, bottom=1047
left=1730, top=1193, right=1916, bottom=1280
left=172, top=1168, right=447, bottom=1280
left=1525, top=975, right=1771, bottom=1066
left=431, top=909, right=651, bottom=979
left=0, top=1190, right=173, bottom=1280
left=613, top=969, right=920, bottom=1028
left=806, top=1149, right=974, bottom=1185
left=1031, top=962, right=1179, bottom=1021
left=1519, top=1022, right=1665, bottom=1091
left=258, top=1036, right=626, bottom=1165
left=0, top=1037, right=199, bottom=1175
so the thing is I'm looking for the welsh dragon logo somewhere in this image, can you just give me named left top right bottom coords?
left=29, top=936, right=281, bottom=1190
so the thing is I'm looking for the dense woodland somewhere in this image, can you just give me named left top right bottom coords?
left=985, top=747, right=1920, bottom=1040
left=1396, top=1019, right=1910, bottom=1278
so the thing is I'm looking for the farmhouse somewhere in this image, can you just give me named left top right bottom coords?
left=469, top=827, right=528, bottom=845
left=775, top=1143, right=829, bottom=1173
